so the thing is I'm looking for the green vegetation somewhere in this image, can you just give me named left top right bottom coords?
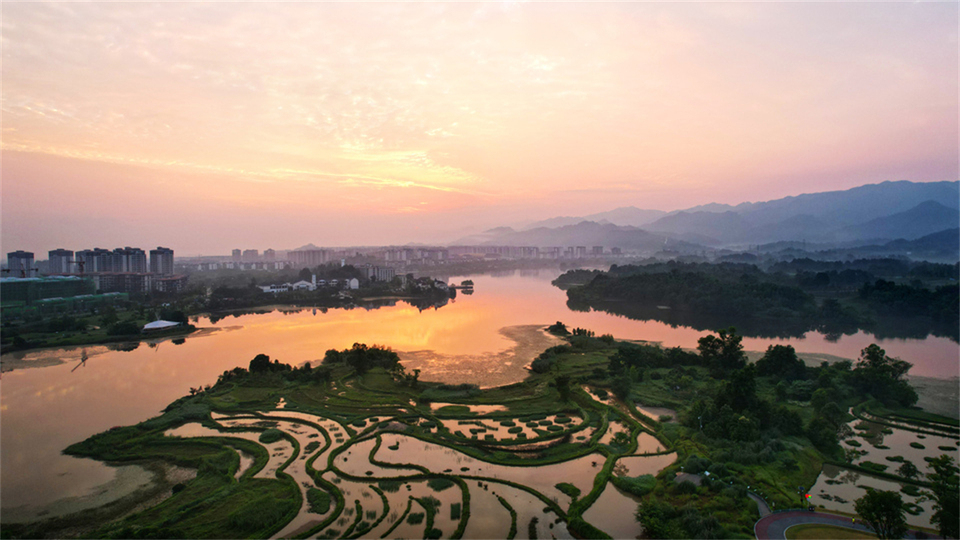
left=426, top=478, right=455, bottom=492
left=854, top=490, right=907, bottom=539
left=926, top=454, right=959, bottom=538
left=307, top=488, right=331, bottom=514
left=258, top=428, right=284, bottom=444
left=17, top=322, right=952, bottom=540
left=556, top=261, right=959, bottom=341
left=555, top=482, right=581, bottom=499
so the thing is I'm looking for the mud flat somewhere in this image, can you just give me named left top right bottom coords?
left=398, top=325, right=563, bottom=388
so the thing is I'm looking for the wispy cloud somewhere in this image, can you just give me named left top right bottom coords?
left=2, top=1, right=956, bottom=253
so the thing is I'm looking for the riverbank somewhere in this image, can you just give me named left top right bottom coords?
left=0, top=327, right=215, bottom=373
left=397, top=324, right=563, bottom=388
left=0, top=324, right=198, bottom=357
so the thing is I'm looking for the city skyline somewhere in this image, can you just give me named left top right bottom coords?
left=2, top=2, right=957, bottom=255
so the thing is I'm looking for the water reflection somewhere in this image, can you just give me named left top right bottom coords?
left=567, top=298, right=959, bottom=342
left=1, top=270, right=957, bottom=519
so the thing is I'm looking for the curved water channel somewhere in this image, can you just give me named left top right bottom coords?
left=1, top=269, right=957, bottom=522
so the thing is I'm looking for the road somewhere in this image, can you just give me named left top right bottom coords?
left=755, top=510, right=938, bottom=540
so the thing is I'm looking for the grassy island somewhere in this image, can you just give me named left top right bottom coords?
left=3, top=326, right=957, bottom=539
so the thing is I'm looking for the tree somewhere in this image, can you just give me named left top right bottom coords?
left=555, top=375, right=572, bottom=402
left=697, top=327, right=745, bottom=372
left=100, top=306, right=119, bottom=327
left=756, top=344, right=805, bottom=381
left=298, top=268, right=312, bottom=282
left=897, top=461, right=919, bottom=481
left=926, top=455, right=959, bottom=538
left=854, top=490, right=907, bottom=539
left=852, top=344, right=917, bottom=406
left=249, top=354, right=272, bottom=373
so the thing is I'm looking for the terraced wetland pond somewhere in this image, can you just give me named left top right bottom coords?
left=1, top=271, right=957, bottom=538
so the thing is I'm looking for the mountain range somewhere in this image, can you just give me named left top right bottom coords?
left=464, top=180, right=959, bottom=250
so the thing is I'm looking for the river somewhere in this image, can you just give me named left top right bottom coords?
left=1, top=269, right=957, bottom=521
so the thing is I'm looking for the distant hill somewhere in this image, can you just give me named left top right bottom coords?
left=465, top=221, right=704, bottom=252
left=737, top=180, right=958, bottom=228
left=836, top=201, right=960, bottom=241
left=644, top=211, right=754, bottom=244
left=293, top=243, right=324, bottom=251
left=463, top=180, right=959, bottom=252
left=523, top=207, right=666, bottom=230
left=880, top=228, right=960, bottom=256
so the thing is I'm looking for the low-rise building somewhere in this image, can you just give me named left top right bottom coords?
left=153, top=274, right=188, bottom=293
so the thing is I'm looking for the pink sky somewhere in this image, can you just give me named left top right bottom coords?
left=2, top=2, right=957, bottom=256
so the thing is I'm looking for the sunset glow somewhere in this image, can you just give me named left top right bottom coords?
left=2, top=2, right=957, bottom=254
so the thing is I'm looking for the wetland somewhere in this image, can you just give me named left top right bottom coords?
left=1, top=271, right=957, bottom=539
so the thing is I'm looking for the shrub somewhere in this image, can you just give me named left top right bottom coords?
left=860, top=461, right=888, bottom=473
left=258, top=429, right=283, bottom=444
left=378, top=480, right=402, bottom=492
left=547, top=425, right=563, bottom=432
left=910, top=442, right=925, bottom=449
left=407, top=512, right=425, bottom=525
left=507, top=426, right=523, bottom=434
left=450, top=502, right=462, bottom=520
left=427, top=478, right=455, bottom=492
left=307, top=488, right=331, bottom=514
left=901, top=485, right=921, bottom=497
left=675, top=480, right=698, bottom=494
left=611, top=474, right=657, bottom=497
left=554, top=416, right=572, bottom=424
left=555, top=483, right=581, bottom=499
left=499, top=420, right=516, bottom=427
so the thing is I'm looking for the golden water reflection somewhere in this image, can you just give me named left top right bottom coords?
left=1, top=270, right=957, bottom=519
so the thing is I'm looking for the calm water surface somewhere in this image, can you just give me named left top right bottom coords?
left=1, top=270, right=957, bottom=518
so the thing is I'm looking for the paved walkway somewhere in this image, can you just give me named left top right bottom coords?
left=755, top=510, right=937, bottom=540
left=747, top=492, right=771, bottom=517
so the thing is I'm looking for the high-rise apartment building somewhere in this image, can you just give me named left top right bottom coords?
left=6, top=251, right=35, bottom=276
left=242, top=249, right=259, bottom=263
left=288, top=249, right=329, bottom=268
left=48, top=249, right=74, bottom=274
left=150, top=247, right=175, bottom=275
left=114, top=247, right=148, bottom=273
left=232, top=249, right=242, bottom=261
left=263, top=249, right=276, bottom=262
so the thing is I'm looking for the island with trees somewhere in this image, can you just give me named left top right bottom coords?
left=554, top=260, right=959, bottom=341
left=3, top=326, right=956, bottom=539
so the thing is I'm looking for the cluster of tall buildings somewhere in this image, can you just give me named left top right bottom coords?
left=3, top=246, right=183, bottom=294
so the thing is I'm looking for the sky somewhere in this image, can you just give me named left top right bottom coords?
left=2, top=2, right=957, bottom=256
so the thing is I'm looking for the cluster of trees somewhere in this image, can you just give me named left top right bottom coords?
left=771, top=257, right=958, bottom=282
left=672, top=330, right=917, bottom=457
left=322, top=343, right=401, bottom=374
left=568, top=270, right=816, bottom=320
left=854, top=454, right=958, bottom=539
left=859, top=279, right=959, bottom=324
left=215, top=354, right=331, bottom=386
left=556, top=260, right=959, bottom=340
